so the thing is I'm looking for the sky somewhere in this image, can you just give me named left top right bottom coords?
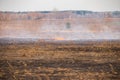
left=0, top=0, right=120, bottom=12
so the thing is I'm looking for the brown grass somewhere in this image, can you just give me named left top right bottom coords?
left=0, top=41, right=120, bottom=80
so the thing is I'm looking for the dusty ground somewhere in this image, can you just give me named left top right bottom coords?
left=0, top=40, right=120, bottom=80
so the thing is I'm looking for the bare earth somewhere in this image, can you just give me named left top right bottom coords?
left=0, top=40, right=120, bottom=80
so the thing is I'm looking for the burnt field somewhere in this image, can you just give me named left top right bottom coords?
left=0, top=39, right=120, bottom=80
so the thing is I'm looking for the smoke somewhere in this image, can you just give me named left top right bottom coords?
left=0, top=19, right=120, bottom=40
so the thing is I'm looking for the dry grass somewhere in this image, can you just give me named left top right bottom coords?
left=0, top=41, right=120, bottom=80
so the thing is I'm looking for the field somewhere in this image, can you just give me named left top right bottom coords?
left=0, top=39, right=120, bottom=80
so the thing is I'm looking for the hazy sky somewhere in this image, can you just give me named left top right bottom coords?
left=0, top=0, right=120, bottom=11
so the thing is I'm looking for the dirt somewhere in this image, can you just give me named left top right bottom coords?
left=0, top=40, right=120, bottom=80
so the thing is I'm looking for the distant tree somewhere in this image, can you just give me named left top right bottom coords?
left=66, top=22, right=71, bottom=29
left=112, top=11, right=120, bottom=17
left=112, top=11, right=120, bottom=15
left=74, top=11, right=93, bottom=16
left=27, top=16, right=31, bottom=20
left=53, top=8, right=58, bottom=12
left=41, top=11, right=50, bottom=13
left=35, top=17, right=41, bottom=20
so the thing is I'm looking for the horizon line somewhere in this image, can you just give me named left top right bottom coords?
left=0, top=10, right=120, bottom=13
